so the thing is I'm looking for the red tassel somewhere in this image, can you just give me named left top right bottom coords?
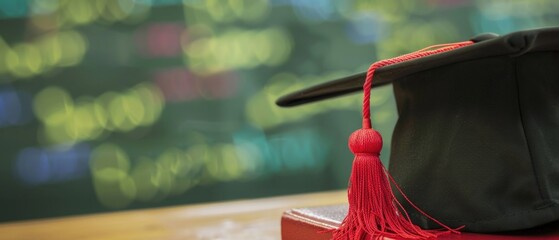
left=332, top=41, right=473, bottom=240
left=333, top=128, right=452, bottom=240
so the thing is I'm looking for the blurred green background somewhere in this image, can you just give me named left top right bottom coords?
left=0, top=0, right=558, bottom=222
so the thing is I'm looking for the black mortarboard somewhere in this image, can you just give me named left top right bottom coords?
left=277, top=27, right=559, bottom=239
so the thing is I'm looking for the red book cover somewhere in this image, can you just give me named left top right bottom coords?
left=281, top=205, right=559, bottom=240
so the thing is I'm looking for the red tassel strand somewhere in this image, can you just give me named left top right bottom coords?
left=332, top=41, right=473, bottom=240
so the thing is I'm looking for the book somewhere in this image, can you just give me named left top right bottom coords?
left=281, top=204, right=559, bottom=240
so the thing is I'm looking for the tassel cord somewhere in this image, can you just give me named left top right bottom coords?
left=362, top=41, right=474, bottom=129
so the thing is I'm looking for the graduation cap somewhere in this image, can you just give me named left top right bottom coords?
left=277, top=27, right=559, bottom=239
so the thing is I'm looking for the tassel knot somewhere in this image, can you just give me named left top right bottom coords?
left=348, top=128, right=383, bottom=155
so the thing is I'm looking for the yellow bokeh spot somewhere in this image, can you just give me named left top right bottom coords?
left=246, top=89, right=282, bottom=129
left=187, top=0, right=268, bottom=23
left=263, top=28, right=292, bottom=66
left=119, top=176, right=137, bottom=200
left=91, top=101, right=109, bottom=129
left=90, top=143, right=131, bottom=182
left=152, top=144, right=206, bottom=193
left=65, top=102, right=104, bottom=140
left=96, top=91, right=120, bottom=131
left=186, top=144, right=215, bottom=183
left=229, top=0, right=269, bottom=22
left=206, top=0, right=233, bottom=22
left=90, top=143, right=135, bottom=208
left=200, top=144, right=246, bottom=182
left=216, top=144, right=243, bottom=180
left=34, top=86, right=75, bottom=125
left=122, top=93, right=146, bottom=125
left=102, top=0, right=129, bottom=21
left=253, top=31, right=272, bottom=63
left=204, top=153, right=220, bottom=181
left=117, top=0, right=137, bottom=15
left=245, top=73, right=300, bottom=129
left=0, top=30, right=87, bottom=80
left=156, top=148, right=192, bottom=195
left=21, top=44, right=43, bottom=74
left=227, top=0, right=245, bottom=17
left=36, top=82, right=163, bottom=145
left=131, top=159, right=158, bottom=202
left=5, top=49, right=21, bottom=74
left=157, top=148, right=183, bottom=175
left=94, top=168, right=129, bottom=182
left=93, top=178, right=134, bottom=209
left=173, top=152, right=195, bottom=178
left=132, top=83, right=164, bottom=126
left=108, top=95, right=135, bottom=131
left=39, top=34, right=62, bottom=66
left=151, top=163, right=175, bottom=196
left=95, top=0, right=108, bottom=15
left=58, top=31, right=88, bottom=67
left=6, top=46, right=36, bottom=78
left=42, top=123, right=74, bottom=145
left=233, top=141, right=263, bottom=178
left=184, top=27, right=292, bottom=74
left=67, top=0, right=96, bottom=24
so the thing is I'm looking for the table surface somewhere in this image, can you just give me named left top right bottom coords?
left=0, top=190, right=347, bottom=240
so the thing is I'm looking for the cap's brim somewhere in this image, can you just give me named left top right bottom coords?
left=276, top=27, right=559, bottom=107
left=276, top=72, right=389, bottom=107
left=276, top=33, right=501, bottom=107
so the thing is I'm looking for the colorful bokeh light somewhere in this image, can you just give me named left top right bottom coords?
left=15, top=144, right=91, bottom=185
left=33, top=83, right=164, bottom=145
left=1, top=0, right=557, bottom=222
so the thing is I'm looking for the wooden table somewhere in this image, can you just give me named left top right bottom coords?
left=0, top=190, right=347, bottom=240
